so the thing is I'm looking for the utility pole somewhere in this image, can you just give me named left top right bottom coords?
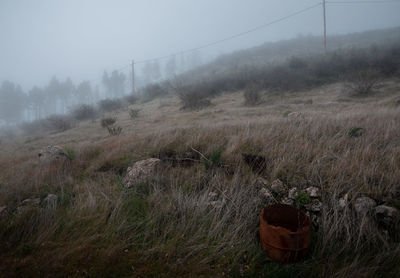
left=323, top=0, right=327, bottom=53
left=131, top=60, right=135, bottom=94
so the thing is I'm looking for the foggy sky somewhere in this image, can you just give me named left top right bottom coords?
left=1, top=0, right=399, bottom=90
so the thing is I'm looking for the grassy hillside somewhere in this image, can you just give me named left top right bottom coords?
left=1, top=75, right=400, bottom=277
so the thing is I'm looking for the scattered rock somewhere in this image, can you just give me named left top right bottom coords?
left=281, top=197, right=294, bottom=206
left=21, top=198, right=41, bottom=207
left=305, top=187, right=320, bottom=198
left=304, top=199, right=323, bottom=212
left=375, top=205, right=400, bottom=227
left=287, top=112, right=305, bottom=121
left=306, top=211, right=322, bottom=230
left=259, top=188, right=275, bottom=205
left=390, top=185, right=400, bottom=199
left=38, top=146, right=69, bottom=163
left=254, top=177, right=268, bottom=188
left=208, top=200, right=225, bottom=209
left=270, top=179, right=286, bottom=196
left=122, top=158, right=162, bottom=188
left=208, top=191, right=219, bottom=201
left=338, top=193, right=349, bottom=209
left=354, top=197, right=376, bottom=215
left=43, top=194, right=58, bottom=208
left=288, top=187, right=299, bottom=200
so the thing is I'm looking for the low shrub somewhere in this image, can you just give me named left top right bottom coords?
left=178, top=86, right=211, bottom=110
left=128, top=109, right=140, bottom=119
left=343, top=69, right=383, bottom=96
left=98, top=99, right=123, bottom=112
left=71, top=104, right=98, bottom=121
left=100, top=117, right=116, bottom=128
left=243, top=86, right=261, bottom=105
left=142, top=84, right=168, bottom=102
left=42, top=115, right=73, bottom=132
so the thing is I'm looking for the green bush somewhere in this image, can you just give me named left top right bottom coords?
left=295, top=191, right=311, bottom=207
left=202, top=148, right=223, bottom=170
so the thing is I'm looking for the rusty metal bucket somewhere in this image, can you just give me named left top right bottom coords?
left=260, top=204, right=311, bottom=263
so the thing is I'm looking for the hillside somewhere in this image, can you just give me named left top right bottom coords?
left=1, top=75, right=400, bottom=277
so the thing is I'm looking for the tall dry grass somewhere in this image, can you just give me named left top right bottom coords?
left=0, top=104, right=400, bottom=277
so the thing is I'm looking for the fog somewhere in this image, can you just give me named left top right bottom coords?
left=0, top=0, right=399, bottom=125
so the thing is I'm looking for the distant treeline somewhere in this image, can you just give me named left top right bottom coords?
left=0, top=70, right=128, bottom=125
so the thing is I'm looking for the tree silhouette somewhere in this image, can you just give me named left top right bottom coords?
left=0, top=81, right=27, bottom=124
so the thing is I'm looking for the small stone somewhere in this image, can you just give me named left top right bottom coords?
left=305, top=199, right=322, bottom=212
left=43, top=194, right=58, bottom=208
left=122, top=158, right=161, bottom=188
left=288, top=187, right=299, bottom=200
left=375, top=205, right=400, bottom=227
left=259, top=188, right=275, bottom=205
left=270, top=179, right=287, bottom=196
left=354, top=197, right=376, bottom=215
left=287, top=112, right=304, bottom=120
left=208, top=200, right=225, bottom=209
left=305, top=187, right=320, bottom=198
left=208, top=192, right=219, bottom=201
left=281, top=197, right=294, bottom=206
left=254, top=177, right=268, bottom=188
left=21, top=198, right=41, bottom=207
left=390, top=185, right=400, bottom=199
left=338, top=193, right=349, bottom=209
left=310, top=213, right=322, bottom=230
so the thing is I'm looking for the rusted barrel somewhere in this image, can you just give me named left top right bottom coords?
left=260, top=204, right=311, bottom=263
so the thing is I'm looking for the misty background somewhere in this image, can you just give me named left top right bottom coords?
left=0, top=0, right=400, bottom=125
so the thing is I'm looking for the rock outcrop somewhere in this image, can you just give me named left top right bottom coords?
left=354, top=197, right=377, bottom=215
left=257, top=179, right=400, bottom=237
left=122, top=158, right=161, bottom=188
left=38, top=146, right=69, bottom=163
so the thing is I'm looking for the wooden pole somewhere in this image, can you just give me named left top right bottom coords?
left=323, top=0, right=327, bottom=52
left=131, top=60, right=135, bottom=94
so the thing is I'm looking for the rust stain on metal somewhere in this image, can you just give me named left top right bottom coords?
left=260, top=204, right=311, bottom=263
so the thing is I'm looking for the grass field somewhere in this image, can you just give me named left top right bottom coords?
left=1, top=79, right=400, bottom=277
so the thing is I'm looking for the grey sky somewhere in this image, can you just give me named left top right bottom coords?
left=1, top=0, right=399, bottom=90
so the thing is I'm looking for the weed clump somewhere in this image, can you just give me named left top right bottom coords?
left=295, top=191, right=312, bottom=207
left=202, top=148, right=223, bottom=170
left=243, top=87, right=261, bottom=106
left=348, top=126, right=364, bottom=137
left=101, top=117, right=116, bottom=128
left=106, top=125, right=122, bottom=136
left=128, top=109, right=140, bottom=119
left=64, top=146, right=76, bottom=160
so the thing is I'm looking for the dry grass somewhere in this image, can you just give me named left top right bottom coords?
left=0, top=80, right=400, bottom=277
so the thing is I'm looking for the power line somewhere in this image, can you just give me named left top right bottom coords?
left=327, top=0, right=400, bottom=4
left=89, top=2, right=323, bottom=86
left=87, top=0, right=398, bottom=85
left=133, top=2, right=322, bottom=65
